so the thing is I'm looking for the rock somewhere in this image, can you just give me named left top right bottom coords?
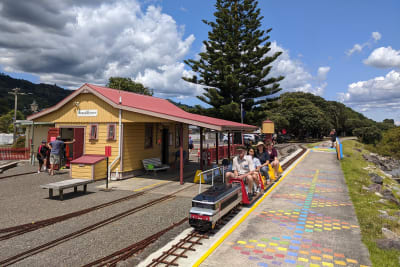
left=369, top=184, right=382, bottom=192
left=353, top=148, right=362, bottom=152
left=378, top=210, right=388, bottom=215
left=394, top=211, right=400, bottom=217
left=378, top=199, right=388, bottom=204
left=375, top=192, right=383, bottom=197
left=382, top=228, right=399, bottom=240
left=380, top=214, right=398, bottom=222
left=369, top=173, right=384, bottom=184
left=362, top=185, right=370, bottom=191
left=381, top=189, right=400, bottom=205
left=376, top=239, right=400, bottom=250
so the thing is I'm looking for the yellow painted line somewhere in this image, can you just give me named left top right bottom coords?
left=133, top=180, right=169, bottom=192
left=192, top=150, right=310, bottom=267
left=322, top=262, right=333, bottom=267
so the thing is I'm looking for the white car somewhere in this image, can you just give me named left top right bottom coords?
left=243, top=134, right=256, bottom=142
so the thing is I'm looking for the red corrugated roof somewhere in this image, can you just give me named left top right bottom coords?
left=86, top=84, right=256, bottom=129
left=71, top=155, right=106, bottom=164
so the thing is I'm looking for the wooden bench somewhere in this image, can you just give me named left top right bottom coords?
left=40, top=179, right=93, bottom=200
left=142, top=158, right=170, bottom=175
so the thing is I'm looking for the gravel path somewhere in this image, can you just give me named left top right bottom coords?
left=0, top=162, right=193, bottom=267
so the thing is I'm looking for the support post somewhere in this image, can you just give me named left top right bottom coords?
left=180, top=123, right=184, bottom=185
left=227, top=132, right=231, bottom=160
left=106, top=157, right=109, bottom=189
left=200, top=127, right=203, bottom=171
left=215, top=132, right=219, bottom=165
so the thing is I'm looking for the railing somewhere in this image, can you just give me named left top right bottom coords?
left=205, top=144, right=240, bottom=165
left=0, top=147, right=30, bottom=160
left=197, top=166, right=226, bottom=194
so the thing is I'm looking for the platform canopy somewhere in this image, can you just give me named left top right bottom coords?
left=28, top=83, right=257, bottom=132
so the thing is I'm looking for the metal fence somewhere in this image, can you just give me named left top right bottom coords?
left=0, top=147, right=30, bottom=160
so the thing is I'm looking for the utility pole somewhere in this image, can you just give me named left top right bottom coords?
left=240, top=99, right=245, bottom=145
left=8, top=88, right=29, bottom=144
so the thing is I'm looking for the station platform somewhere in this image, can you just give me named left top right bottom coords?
left=194, top=147, right=372, bottom=267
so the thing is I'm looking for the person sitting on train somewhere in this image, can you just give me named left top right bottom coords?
left=247, top=147, right=262, bottom=191
left=266, top=142, right=280, bottom=178
left=255, top=141, right=270, bottom=184
left=225, top=146, right=256, bottom=199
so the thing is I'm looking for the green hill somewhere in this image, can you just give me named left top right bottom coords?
left=0, top=73, right=72, bottom=117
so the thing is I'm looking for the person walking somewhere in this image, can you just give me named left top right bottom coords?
left=48, top=136, right=75, bottom=176
left=330, top=129, right=337, bottom=148
left=36, top=139, right=49, bottom=173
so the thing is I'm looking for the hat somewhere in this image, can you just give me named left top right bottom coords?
left=255, top=141, right=265, bottom=147
left=235, top=145, right=247, bottom=151
left=41, top=139, right=46, bottom=143
left=56, top=135, right=61, bottom=140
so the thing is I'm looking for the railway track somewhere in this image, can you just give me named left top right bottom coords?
left=0, top=170, right=197, bottom=241
left=0, top=184, right=197, bottom=266
left=0, top=181, right=175, bottom=241
left=145, top=146, right=308, bottom=267
left=0, top=171, right=37, bottom=180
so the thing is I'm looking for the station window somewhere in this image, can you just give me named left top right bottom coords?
left=90, top=124, right=98, bottom=140
left=175, top=124, right=181, bottom=148
left=107, top=124, right=116, bottom=140
left=144, top=124, right=153, bottom=149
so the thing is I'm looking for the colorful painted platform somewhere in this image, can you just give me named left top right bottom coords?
left=198, top=147, right=371, bottom=267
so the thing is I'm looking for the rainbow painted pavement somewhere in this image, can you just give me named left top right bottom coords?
left=200, top=148, right=371, bottom=267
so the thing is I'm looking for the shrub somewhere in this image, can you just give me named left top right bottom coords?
left=353, top=126, right=382, bottom=144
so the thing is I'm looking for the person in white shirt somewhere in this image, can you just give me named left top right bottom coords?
left=225, top=147, right=256, bottom=198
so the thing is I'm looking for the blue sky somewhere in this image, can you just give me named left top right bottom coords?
left=1, top=0, right=399, bottom=123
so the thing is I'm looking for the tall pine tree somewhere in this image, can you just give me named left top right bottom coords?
left=183, top=0, right=283, bottom=123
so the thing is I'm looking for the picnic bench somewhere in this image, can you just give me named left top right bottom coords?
left=142, top=158, right=170, bottom=175
left=40, top=179, right=93, bottom=200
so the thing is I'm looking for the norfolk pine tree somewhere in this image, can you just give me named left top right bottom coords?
left=183, top=0, right=284, bottom=123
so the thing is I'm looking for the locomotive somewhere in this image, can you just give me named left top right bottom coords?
left=189, top=168, right=265, bottom=231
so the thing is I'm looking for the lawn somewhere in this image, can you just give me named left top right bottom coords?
left=340, top=140, right=400, bottom=267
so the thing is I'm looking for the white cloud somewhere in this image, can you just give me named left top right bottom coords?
left=363, top=46, right=400, bottom=69
left=346, top=44, right=364, bottom=56
left=345, top=31, right=382, bottom=56
left=0, top=0, right=198, bottom=97
left=338, top=70, right=400, bottom=115
left=372, top=32, right=382, bottom=41
left=317, top=66, right=330, bottom=80
left=268, top=42, right=329, bottom=96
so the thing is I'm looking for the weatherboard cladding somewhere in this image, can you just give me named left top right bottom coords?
left=27, top=83, right=257, bottom=131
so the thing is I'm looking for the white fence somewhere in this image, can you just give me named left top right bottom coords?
left=0, top=134, right=13, bottom=145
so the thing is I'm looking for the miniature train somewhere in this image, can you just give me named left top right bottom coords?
left=189, top=171, right=265, bottom=231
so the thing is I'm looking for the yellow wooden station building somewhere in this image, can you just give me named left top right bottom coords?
left=27, top=83, right=257, bottom=182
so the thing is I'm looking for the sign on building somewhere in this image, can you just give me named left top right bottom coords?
left=77, top=110, right=98, bottom=117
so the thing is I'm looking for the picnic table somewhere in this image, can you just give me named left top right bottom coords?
left=40, top=179, right=93, bottom=200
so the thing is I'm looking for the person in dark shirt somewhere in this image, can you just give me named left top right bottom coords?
left=266, top=142, right=280, bottom=178
left=36, top=140, right=49, bottom=173
left=48, top=136, right=75, bottom=176
left=255, top=141, right=270, bottom=184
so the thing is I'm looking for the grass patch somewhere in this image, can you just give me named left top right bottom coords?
left=340, top=140, right=400, bottom=267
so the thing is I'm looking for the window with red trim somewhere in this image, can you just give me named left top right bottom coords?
left=90, top=124, right=98, bottom=140
left=107, top=124, right=116, bottom=140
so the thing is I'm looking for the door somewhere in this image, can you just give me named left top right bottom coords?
left=47, top=128, right=60, bottom=169
left=47, top=128, right=60, bottom=143
left=161, top=129, right=169, bottom=164
left=73, top=128, right=84, bottom=159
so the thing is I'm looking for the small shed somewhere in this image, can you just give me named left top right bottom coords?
left=70, top=155, right=107, bottom=180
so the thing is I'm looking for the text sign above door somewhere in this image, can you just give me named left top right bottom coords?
left=77, top=109, right=98, bottom=117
